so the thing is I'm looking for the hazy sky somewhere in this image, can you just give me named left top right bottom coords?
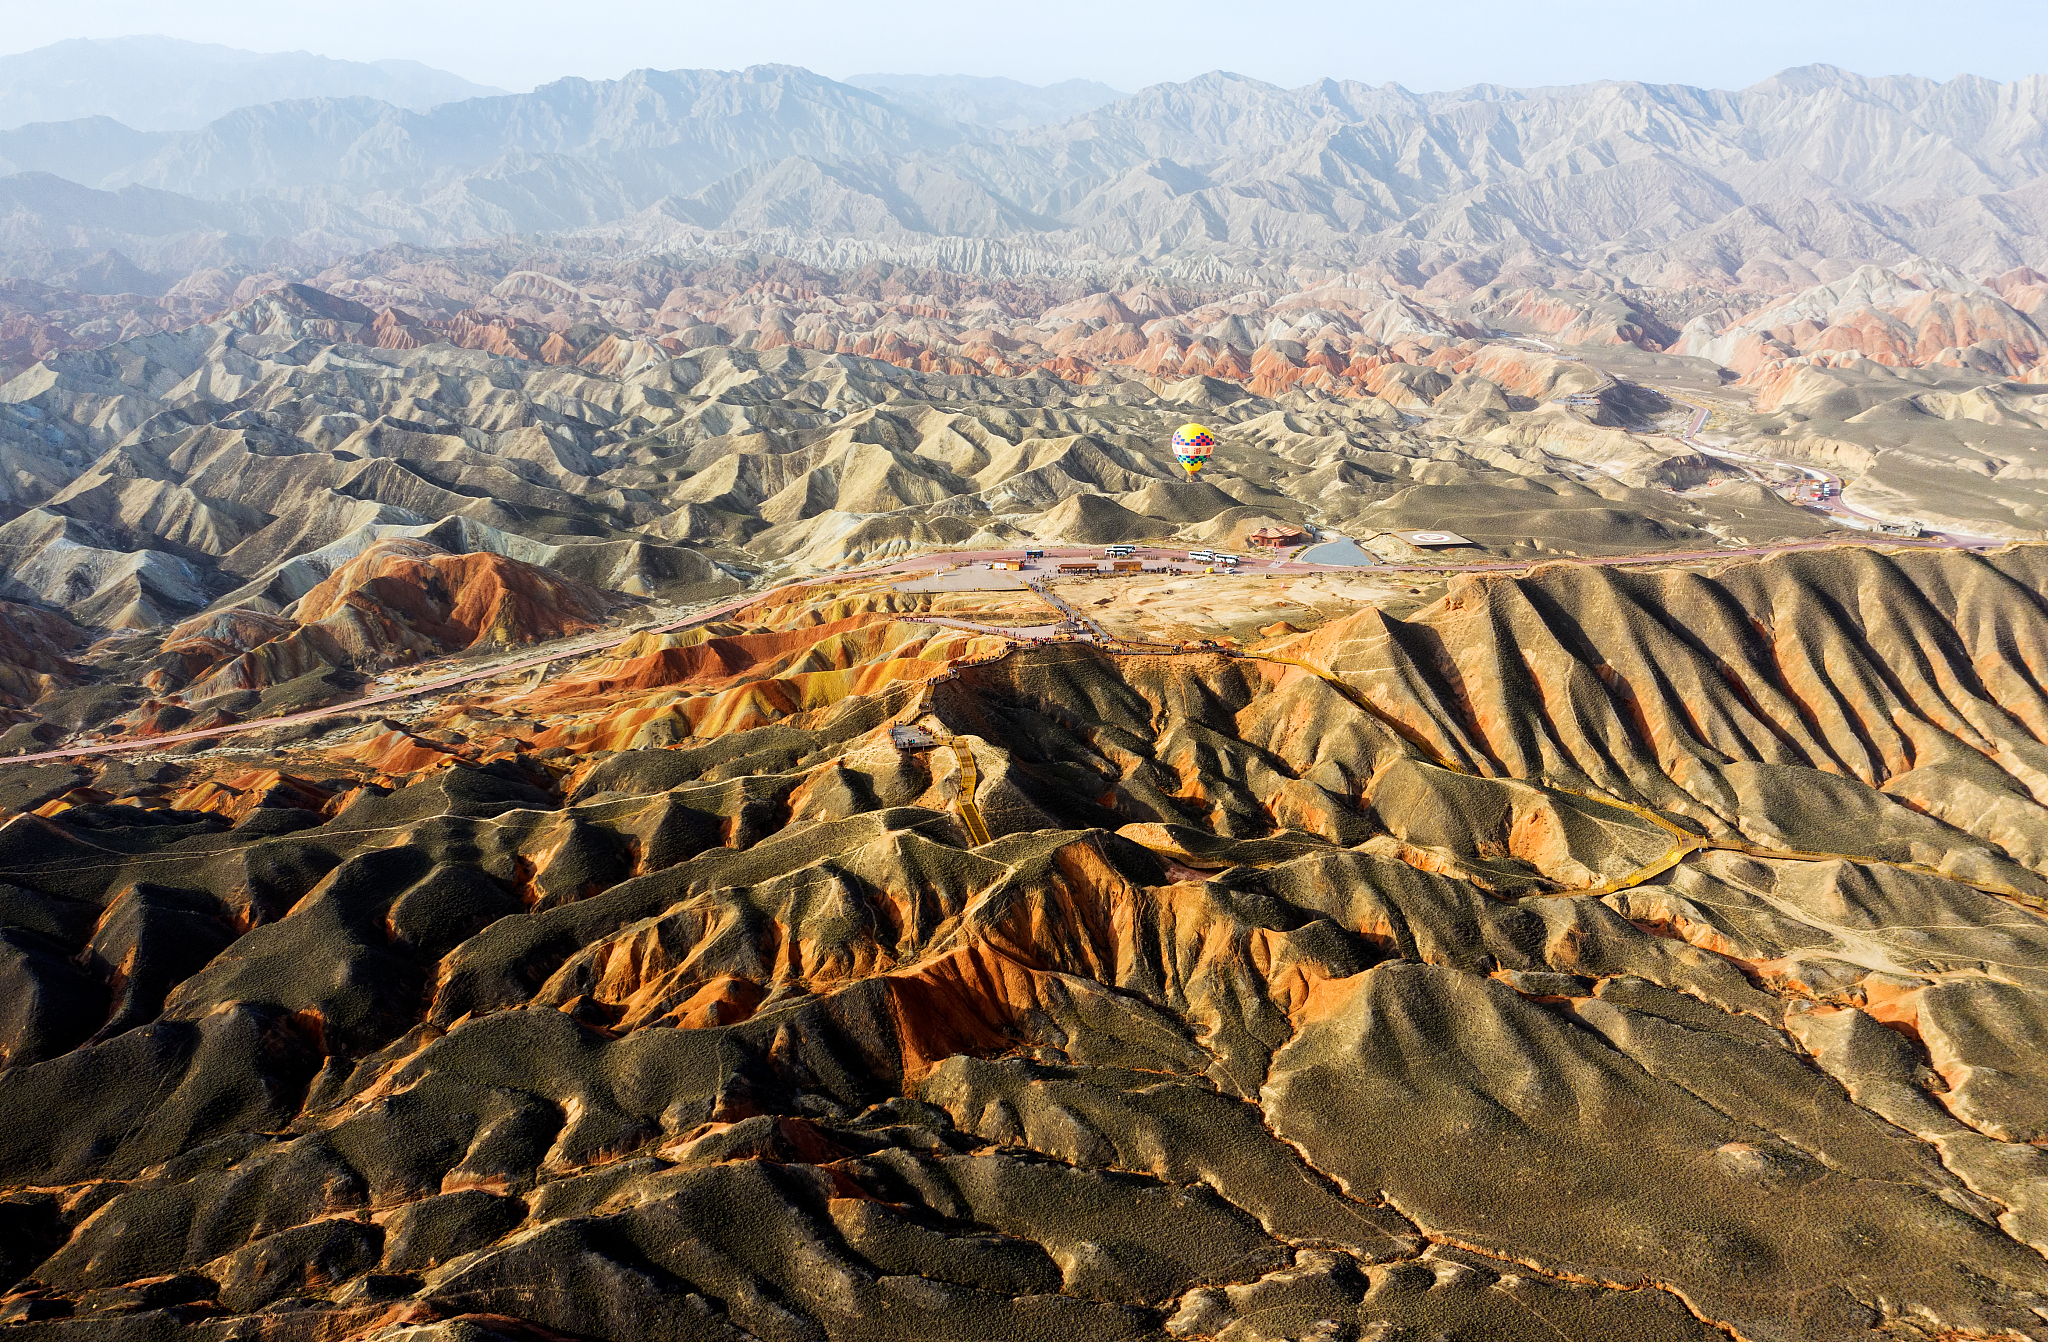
left=1, top=0, right=2043, bottom=94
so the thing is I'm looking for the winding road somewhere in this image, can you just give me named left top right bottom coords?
left=0, top=515, right=2013, bottom=769
left=1666, top=396, right=2011, bottom=546
left=1494, top=347, right=2006, bottom=546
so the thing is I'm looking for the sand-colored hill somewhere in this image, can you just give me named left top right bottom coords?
left=1028, top=491, right=1165, bottom=544
left=0, top=251, right=2038, bottom=650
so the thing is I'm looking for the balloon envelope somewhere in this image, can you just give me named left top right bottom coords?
left=1171, top=423, right=1216, bottom=457
left=1175, top=454, right=1206, bottom=473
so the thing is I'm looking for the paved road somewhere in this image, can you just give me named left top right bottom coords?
left=0, top=584, right=781, bottom=767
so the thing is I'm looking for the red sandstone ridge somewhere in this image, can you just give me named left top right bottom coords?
left=293, top=538, right=618, bottom=657
left=136, top=540, right=619, bottom=707
left=299, top=266, right=1482, bottom=402
left=141, top=608, right=326, bottom=700
left=370, top=306, right=434, bottom=349
left=109, top=265, right=1599, bottom=416
left=519, top=603, right=1014, bottom=753
left=1676, top=262, right=2047, bottom=381
left=1992, top=267, right=2048, bottom=323
left=170, top=769, right=335, bottom=822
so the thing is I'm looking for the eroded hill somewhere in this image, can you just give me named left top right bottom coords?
left=0, top=276, right=1875, bottom=657
left=1, top=545, right=2047, bottom=1340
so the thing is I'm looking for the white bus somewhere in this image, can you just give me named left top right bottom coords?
left=1104, top=545, right=1138, bottom=557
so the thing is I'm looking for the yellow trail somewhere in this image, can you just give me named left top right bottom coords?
left=949, top=739, right=992, bottom=847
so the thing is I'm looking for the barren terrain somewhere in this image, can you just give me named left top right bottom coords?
left=0, top=50, right=2046, bottom=1342
left=4, top=545, right=2048, bottom=1342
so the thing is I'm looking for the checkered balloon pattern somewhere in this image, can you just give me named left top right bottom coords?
left=1172, top=423, right=1216, bottom=453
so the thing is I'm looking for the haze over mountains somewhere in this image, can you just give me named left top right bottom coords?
left=844, top=73, right=1127, bottom=130
left=0, top=37, right=505, bottom=132
left=0, top=57, right=2044, bottom=292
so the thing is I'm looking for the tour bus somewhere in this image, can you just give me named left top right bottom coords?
left=1023, top=548, right=1045, bottom=559
left=1215, top=553, right=1240, bottom=567
left=1187, top=549, right=1215, bottom=562
left=1105, top=544, right=1138, bottom=557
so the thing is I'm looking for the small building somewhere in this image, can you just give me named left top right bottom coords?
left=1111, top=559, right=1142, bottom=572
left=1248, top=526, right=1307, bottom=548
left=1058, top=563, right=1102, bottom=574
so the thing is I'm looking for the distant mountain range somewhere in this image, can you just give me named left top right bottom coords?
left=845, top=73, right=1126, bottom=129
left=0, top=36, right=505, bottom=131
left=0, top=61, right=2044, bottom=291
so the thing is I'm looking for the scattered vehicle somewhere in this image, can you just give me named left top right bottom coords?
left=1187, top=549, right=1215, bottom=562
left=1215, top=553, right=1240, bottom=566
left=1024, top=548, right=1045, bottom=559
left=1105, top=544, right=1138, bottom=557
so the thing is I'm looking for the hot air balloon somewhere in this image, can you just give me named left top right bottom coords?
left=1172, top=422, right=1215, bottom=479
